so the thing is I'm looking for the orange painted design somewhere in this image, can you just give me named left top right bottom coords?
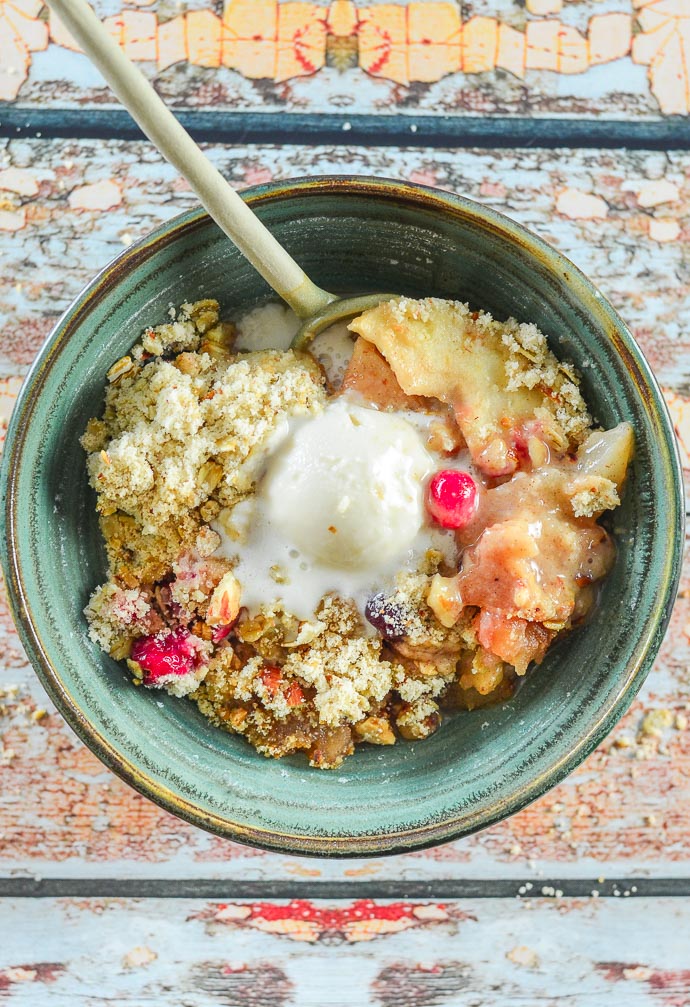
left=357, top=2, right=463, bottom=84
left=461, top=16, right=499, bottom=74
left=222, top=0, right=278, bottom=79
left=276, top=2, right=327, bottom=82
left=358, top=4, right=408, bottom=85
left=497, top=23, right=527, bottom=80
left=558, top=24, right=588, bottom=74
left=3, top=0, right=44, bottom=48
left=0, top=0, right=47, bottom=100
left=157, top=15, right=186, bottom=72
left=102, top=13, right=125, bottom=46
left=223, top=0, right=277, bottom=41
left=221, top=37, right=275, bottom=79
left=327, top=0, right=356, bottom=38
left=407, top=2, right=461, bottom=82
left=5, top=0, right=41, bottom=13
left=48, top=10, right=80, bottom=52
left=650, top=28, right=690, bottom=116
left=187, top=9, right=222, bottom=69
left=633, top=0, right=690, bottom=114
left=526, top=20, right=560, bottom=71
left=0, top=2, right=687, bottom=128
left=121, top=10, right=157, bottom=63
left=221, top=0, right=326, bottom=81
left=588, top=13, right=632, bottom=65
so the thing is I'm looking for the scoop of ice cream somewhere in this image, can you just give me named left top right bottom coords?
left=261, top=401, right=433, bottom=570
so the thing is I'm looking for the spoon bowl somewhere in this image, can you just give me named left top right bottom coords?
left=291, top=292, right=398, bottom=349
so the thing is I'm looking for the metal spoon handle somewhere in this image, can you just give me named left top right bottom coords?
left=46, top=0, right=334, bottom=319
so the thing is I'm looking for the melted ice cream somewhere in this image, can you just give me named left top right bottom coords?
left=217, top=303, right=467, bottom=621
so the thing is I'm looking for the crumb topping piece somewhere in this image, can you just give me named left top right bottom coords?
left=82, top=301, right=326, bottom=535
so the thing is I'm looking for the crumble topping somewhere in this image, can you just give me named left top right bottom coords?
left=283, top=598, right=393, bottom=726
left=85, top=582, right=158, bottom=656
left=566, top=476, right=621, bottom=518
left=83, top=301, right=326, bottom=534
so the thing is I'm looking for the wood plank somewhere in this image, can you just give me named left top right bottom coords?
left=1, top=139, right=689, bottom=878
left=2, top=877, right=690, bottom=897
left=0, top=896, right=689, bottom=1004
left=6, top=111, right=690, bottom=150
left=0, top=0, right=684, bottom=117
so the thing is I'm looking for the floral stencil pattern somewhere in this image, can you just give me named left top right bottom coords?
left=0, top=0, right=688, bottom=113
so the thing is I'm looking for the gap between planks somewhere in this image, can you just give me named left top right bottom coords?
left=1, top=110, right=690, bottom=150
left=0, top=878, right=688, bottom=898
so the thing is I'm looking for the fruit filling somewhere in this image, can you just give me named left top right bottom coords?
left=83, top=296, right=633, bottom=769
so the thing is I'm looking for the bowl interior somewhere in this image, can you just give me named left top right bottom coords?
left=2, top=179, right=682, bottom=855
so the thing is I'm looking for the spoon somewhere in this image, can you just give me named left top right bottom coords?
left=46, top=0, right=395, bottom=350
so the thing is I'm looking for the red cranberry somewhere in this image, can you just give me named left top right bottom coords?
left=426, top=469, right=477, bottom=529
left=131, top=628, right=196, bottom=685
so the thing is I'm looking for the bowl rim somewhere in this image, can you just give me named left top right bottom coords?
left=1, top=175, right=685, bottom=857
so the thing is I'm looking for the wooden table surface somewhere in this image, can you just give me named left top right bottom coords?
left=2, top=1, right=690, bottom=1003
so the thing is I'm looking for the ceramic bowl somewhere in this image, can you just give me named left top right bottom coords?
left=0, top=177, right=684, bottom=857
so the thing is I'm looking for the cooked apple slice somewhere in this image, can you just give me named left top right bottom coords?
left=349, top=297, right=591, bottom=476
left=575, top=422, right=634, bottom=489
left=563, top=422, right=634, bottom=517
left=340, top=337, right=426, bottom=411
left=475, top=610, right=554, bottom=676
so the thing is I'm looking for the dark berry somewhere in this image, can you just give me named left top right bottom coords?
left=365, top=593, right=408, bottom=640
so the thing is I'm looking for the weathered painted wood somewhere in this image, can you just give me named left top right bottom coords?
left=0, top=139, right=689, bottom=879
left=0, top=0, right=687, bottom=117
left=1, top=141, right=688, bottom=390
left=0, top=897, right=689, bottom=1004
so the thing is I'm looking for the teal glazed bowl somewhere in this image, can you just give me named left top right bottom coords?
left=1, top=178, right=684, bottom=857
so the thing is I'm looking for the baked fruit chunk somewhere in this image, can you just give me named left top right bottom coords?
left=427, top=421, right=633, bottom=675
left=340, top=336, right=427, bottom=411
left=349, top=297, right=592, bottom=476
